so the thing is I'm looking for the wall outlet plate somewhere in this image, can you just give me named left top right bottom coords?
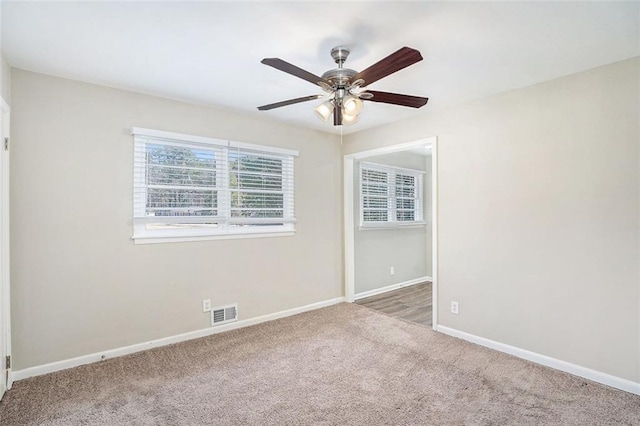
left=202, top=299, right=211, bottom=313
left=451, top=301, right=459, bottom=315
left=390, top=266, right=395, bottom=276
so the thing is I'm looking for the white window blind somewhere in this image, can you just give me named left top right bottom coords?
left=360, top=162, right=424, bottom=227
left=361, top=168, right=389, bottom=222
left=132, top=128, right=297, bottom=242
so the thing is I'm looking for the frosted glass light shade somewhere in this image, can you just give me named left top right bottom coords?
left=314, top=101, right=333, bottom=122
left=343, top=96, right=363, bottom=115
left=342, top=111, right=360, bottom=126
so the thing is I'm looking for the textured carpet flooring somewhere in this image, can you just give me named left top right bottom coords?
left=0, top=303, right=638, bottom=425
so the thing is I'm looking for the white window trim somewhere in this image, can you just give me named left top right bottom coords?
left=358, top=222, right=427, bottom=231
left=359, top=161, right=425, bottom=229
left=133, top=230, right=296, bottom=245
left=131, top=127, right=298, bottom=244
left=131, top=127, right=299, bottom=157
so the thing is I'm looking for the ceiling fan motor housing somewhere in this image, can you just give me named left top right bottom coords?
left=321, top=68, right=357, bottom=88
left=322, top=46, right=357, bottom=89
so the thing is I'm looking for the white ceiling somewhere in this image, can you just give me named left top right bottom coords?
left=3, top=1, right=638, bottom=135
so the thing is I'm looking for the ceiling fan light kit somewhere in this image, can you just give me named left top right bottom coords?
left=257, top=46, right=429, bottom=126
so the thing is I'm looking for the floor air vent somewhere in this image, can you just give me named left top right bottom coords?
left=211, top=303, right=238, bottom=326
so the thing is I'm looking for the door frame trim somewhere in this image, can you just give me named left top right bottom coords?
left=0, top=97, right=11, bottom=392
left=343, top=136, right=438, bottom=330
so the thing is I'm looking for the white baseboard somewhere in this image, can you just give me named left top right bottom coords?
left=11, top=297, right=345, bottom=382
left=436, top=325, right=640, bottom=396
left=354, top=276, right=431, bottom=301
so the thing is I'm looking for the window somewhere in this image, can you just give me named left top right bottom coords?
left=359, top=162, right=424, bottom=228
left=132, top=128, right=297, bottom=243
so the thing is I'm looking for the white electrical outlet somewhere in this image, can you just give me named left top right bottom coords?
left=451, top=301, right=459, bottom=315
left=390, top=266, right=395, bottom=276
left=202, top=299, right=211, bottom=313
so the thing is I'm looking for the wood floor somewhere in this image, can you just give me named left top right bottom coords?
left=355, top=282, right=432, bottom=327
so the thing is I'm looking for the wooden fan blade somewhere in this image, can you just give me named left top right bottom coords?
left=353, top=47, right=423, bottom=86
left=334, top=103, right=342, bottom=126
left=257, top=95, right=322, bottom=111
left=363, top=90, right=428, bottom=108
left=261, top=58, right=330, bottom=87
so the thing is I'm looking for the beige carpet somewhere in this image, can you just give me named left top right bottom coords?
left=0, top=303, right=638, bottom=425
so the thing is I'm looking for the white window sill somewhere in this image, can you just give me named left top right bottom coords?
left=132, top=231, right=296, bottom=245
left=359, top=221, right=426, bottom=231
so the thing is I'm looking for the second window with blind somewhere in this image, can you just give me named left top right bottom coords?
left=359, top=162, right=425, bottom=228
left=132, top=128, right=298, bottom=243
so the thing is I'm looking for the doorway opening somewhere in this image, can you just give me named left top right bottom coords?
left=344, top=137, right=438, bottom=329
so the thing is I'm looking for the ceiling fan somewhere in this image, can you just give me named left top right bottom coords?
left=257, top=46, right=429, bottom=126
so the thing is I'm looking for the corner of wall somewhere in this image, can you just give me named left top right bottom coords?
left=0, top=51, right=11, bottom=106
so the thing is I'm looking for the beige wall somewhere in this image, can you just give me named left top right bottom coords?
left=0, top=53, right=9, bottom=105
left=345, top=58, right=640, bottom=383
left=10, top=70, right=343, bottom=370
left=354, top=151, right=432, bottom=294
left=0, top=0, right=10, bottom=105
